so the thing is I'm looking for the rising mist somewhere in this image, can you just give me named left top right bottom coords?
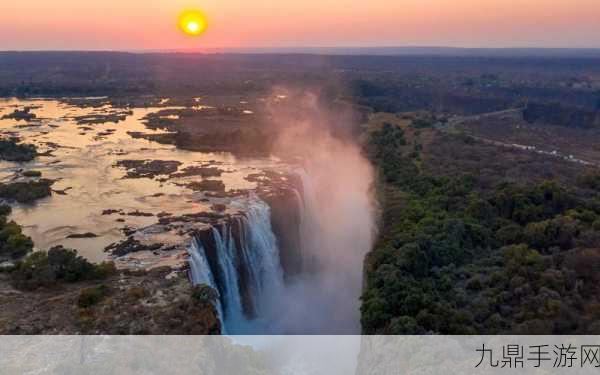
left=262, top=88, right=378, bottom=334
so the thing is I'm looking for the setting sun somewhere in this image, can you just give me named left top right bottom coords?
left=178, top=9, right=207, bottom=36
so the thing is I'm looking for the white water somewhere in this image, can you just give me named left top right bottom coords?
left=189, top=163, right=374, bottom=334
left=188, top=196, right=285, bottom=333
left=187, top=238, right=226, bottom=332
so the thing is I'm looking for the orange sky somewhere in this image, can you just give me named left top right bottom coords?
left=1, top=0, right=600, bottom=50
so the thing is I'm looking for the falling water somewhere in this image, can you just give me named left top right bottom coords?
left=188, top=158, right=373, bottom=334
left=188, top=196, right=285, bottom=333
left=187, top=238, right=226, bottom=332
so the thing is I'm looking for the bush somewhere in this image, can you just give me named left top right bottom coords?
left=0, top=205, right=34, bottom=260
left=389, top=316, right=419, bottom=334
left=191, top=284, right=219, bottom=305
left=0, top=138, right=37, bottom=162
left=0, top=220, right=34, bottom=259
left=93, top=261, right=117, bottom=279
left=22, top=170, right=42, bottom=177
left=126, top=286, right=147, bottom=300
left=78, top=285, right=108, bottom=308
left=0, top=179, right=53, bottom=203
left=11, top=246, right=115, bottom=290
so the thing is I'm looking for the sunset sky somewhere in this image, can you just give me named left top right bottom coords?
left=2, top=0, right=600, bottom=50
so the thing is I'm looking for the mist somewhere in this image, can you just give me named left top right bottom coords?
left=261, top=88, right=378, bottom=334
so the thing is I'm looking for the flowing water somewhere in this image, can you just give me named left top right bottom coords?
left=0, top=98, right=282, bottom=264
left=1, top=97, right=375, bottom=334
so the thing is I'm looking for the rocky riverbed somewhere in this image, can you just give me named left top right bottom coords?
left=0, top=97, right=289, bottom=269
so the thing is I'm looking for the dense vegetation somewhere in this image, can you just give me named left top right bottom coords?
left=0, top=204, right=34, bottom=260
left=0, top=179, right=53, bottom=203
left=0, top=138, right=37, bottom=162
left=362, top=121, right=600, bottom=334
left=9, top=246, right=116, bottom=290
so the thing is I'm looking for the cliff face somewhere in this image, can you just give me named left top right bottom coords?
left=0, top=267, right=221, bottom=334
left=263, top=187, right=303, bottom=281
left=190, top=184, right=305, bottom=324
left=193, top=223, right=259, bottom=319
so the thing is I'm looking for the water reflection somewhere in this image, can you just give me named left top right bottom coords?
left=0, top=98, right=282, bottom=263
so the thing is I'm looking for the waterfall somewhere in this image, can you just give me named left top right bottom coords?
left=187, top=196, right=285, bottom=333
left=187, top=238, right=226, bottom=332
left=241, top=199, right=285, bottom=314
left=293, top=168, right=322, bottom=273
left=211, top=225, right=246, bottom=329
left=188, top=165, right=372, bottom=333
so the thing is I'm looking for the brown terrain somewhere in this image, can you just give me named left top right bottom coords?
left=0, top=266, right=220, bottom=334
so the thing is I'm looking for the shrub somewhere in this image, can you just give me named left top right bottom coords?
left=11, top=246, right=115, bottom=290
left=191, top=284, right=218, bottom=305
left=22, top=170, right=42, bottom=177
left=0, top=138, right=37, bottom=162
left=0, top=220, right=34, bottom=259
left=0, top=179, right=53, bottom=203
left=93, top=261, right=117, bottom=279
left=389, top=316, right=419, bottom=334
left=127, top=286, right=147, bottom=300
left=78, top=285, right=108, bottom=308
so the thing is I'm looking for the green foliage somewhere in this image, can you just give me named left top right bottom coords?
left=191, top=284, right=219, bottom=305
left=10, top=246, right=116, bottom=290
left=0, top=179, right=53, bottom=203
left=0, top=138, right=37, bottom=162
left=0, top=205, right=33, bottom=260
left=362, top=124, right=600, bottom=334
left=78, top=285, right=108, bottom=308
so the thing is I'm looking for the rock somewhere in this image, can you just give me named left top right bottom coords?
left=263, top=187, right=304, bottom=280
left=104, top=237, right=163, bottom=257
left=52, top=187, right=72, bottom=195
left=124, top=210, right=154, bottom=217
left=102, top=209, right=122, bottom=215
left=115, top=159, right=182, bottom=179
left=22, top=170, right=41, bottom=178
left=157, top=211, right=224, bottom=225
left=170, top=166, right=224, bottom=178
left=66, top=232, right=98, bottom=239
left=1, top=107, right=36, bottom=121
left=211, top=204, right=227, bottom=212
left=73, top=111, right=131, bottom=125
left=184, top=180, right=226, bottom=192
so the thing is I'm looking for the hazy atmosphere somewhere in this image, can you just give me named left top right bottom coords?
left=2, top=0, right=600, bottom=50
left=3, top=1, right=600, bottom=372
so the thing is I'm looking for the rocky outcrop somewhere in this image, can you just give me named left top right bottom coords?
left=1, top=107, right=36, bottom=121
left=115, top=159, right=182, bottom=179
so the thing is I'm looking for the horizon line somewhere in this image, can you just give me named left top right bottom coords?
left=2, top=46, right=600, bottom=58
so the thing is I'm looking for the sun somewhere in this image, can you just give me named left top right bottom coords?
left=179, top=10, right=208, bottom=36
